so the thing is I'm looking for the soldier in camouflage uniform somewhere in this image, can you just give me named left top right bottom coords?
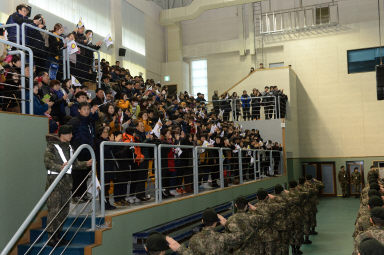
left=305, top=175, right=325, bottom=235
left=145, top=232, right=170, bottom=255
left=367, top=165, right=379, bottom=182
left=248, top=188, right=282, bottom=255
left=298, top=177, right=313, bottom=244
left=176, top=208, right=244, bottom=255
left=222, top=196, right=258, bottom=255
left=351, top=168, right=362, bottom=198
left=272, top=184, right=291, bottom=255
left=353, top=207, right=384, bottom=255
left=44, top=125, right=92, bottom=246
left=288, top=180, right=306, bottom=255
left=353, top=196, right=383, bottom=238
left=338, top=166, right=349, bottom=197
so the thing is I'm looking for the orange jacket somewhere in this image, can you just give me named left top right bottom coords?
left=122, top=133, right=144, bottom=164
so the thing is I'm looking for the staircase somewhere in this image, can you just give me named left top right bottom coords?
left=17, top=216, right=104, bottom=255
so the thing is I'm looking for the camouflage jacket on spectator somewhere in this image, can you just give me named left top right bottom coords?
left=178, top=225, right=244, bottom=255
left=353, top=225, right=384, bottom=255
left=225, top=209, right=257, bottom=255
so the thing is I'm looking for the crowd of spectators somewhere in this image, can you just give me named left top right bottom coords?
left=0, top=4, right=284, bottom=211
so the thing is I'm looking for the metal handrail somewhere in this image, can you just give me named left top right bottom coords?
left=0, top=144, right=97, bottom=255
left=0, top=24, right=20, bottom=44
left=76, top=43, right=102, bottom=88
left=0, top=38, right=34, bottom=115
left=21, top=23, right=68, bottom=80
left=100, top=141, right=157, bottom=217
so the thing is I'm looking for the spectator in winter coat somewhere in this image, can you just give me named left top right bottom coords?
left=241, top=90, right=251, bottom=121
left=6, top=4, right=31, bottom=43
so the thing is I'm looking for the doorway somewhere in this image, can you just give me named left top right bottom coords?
left=302, top=162, right=337, bottom=196
left=346, top=161, right=364, bottom=195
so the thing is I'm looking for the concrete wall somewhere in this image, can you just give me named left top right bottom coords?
left=237, top=119, right=283, bottom=144
left=92, top=175, right=287, bottom=255
left=0, top=112, right=48, bottom=249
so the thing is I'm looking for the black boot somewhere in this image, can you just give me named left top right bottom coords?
left=47, top=233, right=58, bottom=247
left=303, top=235, right=312, bottom=244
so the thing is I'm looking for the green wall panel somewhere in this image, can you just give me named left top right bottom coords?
left=0, top=113, right=48, bottom=249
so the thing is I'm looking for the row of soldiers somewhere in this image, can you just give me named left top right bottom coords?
left=352, top=167, right=384, bottom=255
left=144, top=175, right=324, bottom=255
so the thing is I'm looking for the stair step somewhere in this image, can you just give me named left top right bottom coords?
left=18, top=242, right=87, bottom=255
left=29, top=228, right=95, bottom=245
left=41, top=216, right=105, bottom=229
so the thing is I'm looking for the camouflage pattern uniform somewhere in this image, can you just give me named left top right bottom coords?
left=251, top=198, right=281, bottom=255
left=353, top=210, right=372, bottom=238
left=225, top=209, right=257, bottom=255
left=288, top=188, right=306, bottom=247
left=44, top=135, right=87, bottom=235
left=353, top=225, right=384, bottom=255
left=351, top=171, right=362, bottom=194
left=177, top=225, right=244, bottom=255
left=367, top=169, right=379, bottom=181
left=271, top=193, right=291, bottom=255
left=297, top=183, right=312, bottom=236
left=338, top=169, right=349, bottom=197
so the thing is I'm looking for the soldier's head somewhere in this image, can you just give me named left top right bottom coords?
left=368, top=189, right=381, bottom=199
left=274, top=184, right=284, bottom=194
left=340, top=166, right=345, bottom=171
left=234, top=196, right=248, bottom=211
left=144, top=232, right=169, bottom=255
left=305, top=175, right=313, bottom=181
left=299, top=177, right=306, bottom=185
left=358, top=237, right=384, bottom=255
left=368, top=196, right=384, bottom=210
left=370, top=207, right=384, bottom=227
left=354, top=167, right=359, bottom=173
left=58, top=125, right=72, bottom=142
left=289, top=181, right=297, bottom=189
left=257, top=188, right=268, bottom=201
left=202, top=208, right=219, bottom=227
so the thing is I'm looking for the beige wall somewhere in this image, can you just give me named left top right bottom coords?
left=164, top=0, right=384, bottom=158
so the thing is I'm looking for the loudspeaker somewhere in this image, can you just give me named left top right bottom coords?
left=376, top=65, right=384, bottom=100
left=118, top=48, right=126, bottom=57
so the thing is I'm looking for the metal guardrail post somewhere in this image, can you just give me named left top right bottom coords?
left=219, top=148, right=224, bottom=188
left=19, top=50, right=26, bottom=114
left=97, top=51, right=101, bottom=88
left=232, top=99, right=236, bottom=122
left=158, top=144, right=163, bottom=202
left=0, top=24, right=20, bottom=44
left=238, top=149, right=243, bottom=184
left=154, top=143, right=159, bottom=204
left=0, top=144, right=95, bottom=255
left=257, top=150, right=261, bottom=178
left=253, top=150, right=257, bottom=180
left=278, top=96, right=281, bottom=118
left=193, top=147, right=199, bottom=195
left=269, top=150, right=273, bottom=175
left=62, top=48, right=67, bottom=80
left=0, top=38, right=34, bottom=115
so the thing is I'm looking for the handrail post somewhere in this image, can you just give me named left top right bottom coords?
left=269, top=150, right=273, bottom=176
left=100, top=143, right=106, bottom=218
left=97, top=51, right=101, bottom=88
left=257, top=150, right=261, bottom=179
left=158, top=145, right=163, bottom=203
left=219, top=148, right=224, bottom=188
left=193, top=147, right=199, bottom=194
left=19, top=51, right=26, bottom=114
left=253, top=150, right=257, bottom=180
left=238, top=149, right=243, bottom=184
left=154, top=145, right=159, bottom=204
left=91, top=149, right=96, bottom=231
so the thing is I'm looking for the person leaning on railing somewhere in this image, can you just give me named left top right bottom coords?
left=6, top=4, right=32, bottom=43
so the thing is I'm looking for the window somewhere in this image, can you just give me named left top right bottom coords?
left=316, top=7, right=330, bottom=25
left=191, top=60, right=208, bottom=98
left=28, top=0, right=111, bottom=37
left=347, top=47, right=384, bottom=74
left=269, top=62, right=284, bottom=68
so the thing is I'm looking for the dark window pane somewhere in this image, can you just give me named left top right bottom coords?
left=347, top=47, right=384, bottom=74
